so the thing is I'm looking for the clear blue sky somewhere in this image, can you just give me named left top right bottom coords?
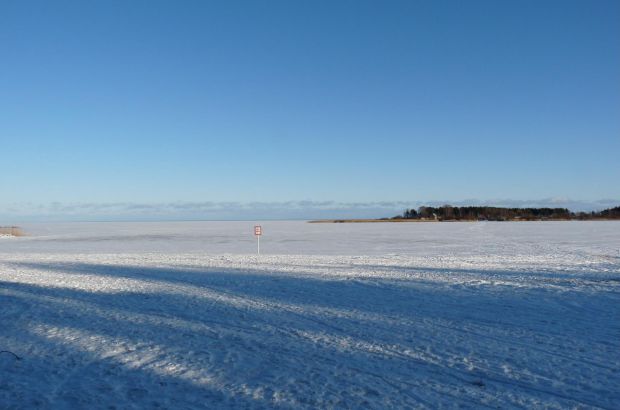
left=1, top=0, right=619, bottom=219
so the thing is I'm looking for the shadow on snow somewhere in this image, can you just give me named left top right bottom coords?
left=1, top=261, right=619, bottom=409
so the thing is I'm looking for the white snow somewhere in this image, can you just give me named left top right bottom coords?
left=1, top=221, right=619, bottom=408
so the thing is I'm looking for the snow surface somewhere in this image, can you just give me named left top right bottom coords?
left=1, top=221, right=619, bottom=409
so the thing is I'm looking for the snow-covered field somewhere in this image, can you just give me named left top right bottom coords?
left=1, top=221, right=619, bottom=409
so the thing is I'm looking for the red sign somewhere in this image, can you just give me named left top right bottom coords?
left=254, top=225, right=262, bottom=236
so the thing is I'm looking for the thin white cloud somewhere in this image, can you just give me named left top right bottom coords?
left=0, top=198, right=617, bottom=222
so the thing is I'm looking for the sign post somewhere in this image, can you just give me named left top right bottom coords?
left=254, top=225, right=262, bottom=255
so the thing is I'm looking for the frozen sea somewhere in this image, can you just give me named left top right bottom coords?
left=1, top=221, right=619, bottom=409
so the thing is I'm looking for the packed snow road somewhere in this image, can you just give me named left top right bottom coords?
left=1, top=221, right=619, bottom=409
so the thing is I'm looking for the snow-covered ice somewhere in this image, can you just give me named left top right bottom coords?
left=1, top=221, right=619, bottom=408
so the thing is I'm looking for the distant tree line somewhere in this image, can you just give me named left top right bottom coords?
left=394, top=205, right=620, bottom=221
left=573, top=206, right=620, bottom=220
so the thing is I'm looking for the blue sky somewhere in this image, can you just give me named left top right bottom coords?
left=1, top=0, right=619, bottom=220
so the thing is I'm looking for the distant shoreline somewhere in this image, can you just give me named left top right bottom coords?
left=310, top=204, right=620, bottom=223
left=309, top=218, right=620, bottom=223
left=0, top=226, right=24, bottom=236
